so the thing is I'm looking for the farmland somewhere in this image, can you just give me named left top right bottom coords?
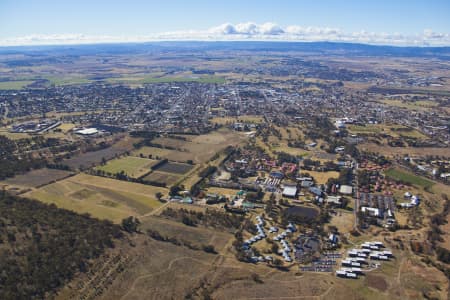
left=95, top=156, right=159, bottom=178
left=0, top=80, right=34, bottom=90
left=24, top=173, right=167, bottom=222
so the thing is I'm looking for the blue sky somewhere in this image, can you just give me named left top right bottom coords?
left=0, top=0, right=449, bottom=46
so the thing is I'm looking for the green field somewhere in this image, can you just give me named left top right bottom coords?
left=384, top=168, right=434, bottom=189
left=94, top=156, right=158, bottom=178
left=0, top=80, right=34, bottom=90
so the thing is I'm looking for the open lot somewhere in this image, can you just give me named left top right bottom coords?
left=1, top=168, right=73, bottom=189
left=95, top=156, right=159, bottom=178
left=24, top=173, right=167, bottom=222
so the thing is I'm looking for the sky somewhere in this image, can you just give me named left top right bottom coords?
left=0, top=0, right=449, bottom=46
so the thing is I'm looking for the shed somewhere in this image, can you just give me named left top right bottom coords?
left=339, top=185, right=353, bottom=195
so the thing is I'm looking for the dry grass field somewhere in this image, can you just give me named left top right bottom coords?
left=133, top=129, right=246, bottom=164
left=380, top=99, right=439, bottom=111
left=307, top=170, right=340, bottom=184
left=358, top=142, right=450, bottom=158
left=63, top=136, right=139, bottom=170
left=24, top=173, right=167, bottom=222
left=140, top=215, right=233, bottom=250
left=347, top=124, right=427, bottom=139
left=1, top=168, right=73, bottom=189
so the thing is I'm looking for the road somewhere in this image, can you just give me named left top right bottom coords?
left=352, top=158, right=359, bottom=230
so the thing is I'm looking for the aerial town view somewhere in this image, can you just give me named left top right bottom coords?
left=0, top=1, right=449, bottom=299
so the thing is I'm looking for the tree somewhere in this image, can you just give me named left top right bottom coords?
left=122, top=216, right=140, bottom=233
left=273, top=258, right=283, bottom=267
left=155, top=192, right=163, bottom=201
left=202, top=245, right=217, bottom=254
left=169, top=185, right=181, bottom=197
left=271, top=243, right=279, bottom=254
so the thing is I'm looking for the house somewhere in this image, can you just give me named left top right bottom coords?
left=300, top=180, right=314, bottom=188
left=269, top=171, right=284, bottom=179
left=361, top=207, right=381, bottom=217
left=282, top=185, right=298, bottom=198
left=325, top=196, right=342, bottom=205
left=309, top=187, right=323, bottom=197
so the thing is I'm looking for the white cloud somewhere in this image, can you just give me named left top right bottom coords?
left=1, top=22, right=449, bottom=46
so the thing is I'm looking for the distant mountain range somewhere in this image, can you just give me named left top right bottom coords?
left=1, top=41, right=449, bottom=59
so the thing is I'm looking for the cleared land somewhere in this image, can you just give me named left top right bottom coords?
left=24, top=173, right=167, bottom=222
left=1, top=168, right=73, bottom=188
left=143, top=171, right=181, bottom=186
left=154, top=161, right=194, bottom=174
left=95, top=156, right=159, bottom=178
left=384, top=168, right=434, bottom=189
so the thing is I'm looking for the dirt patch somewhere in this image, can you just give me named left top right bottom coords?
left=154, top=161, right=194, bottom=174
left=366, top=274, right=388, bottom=292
